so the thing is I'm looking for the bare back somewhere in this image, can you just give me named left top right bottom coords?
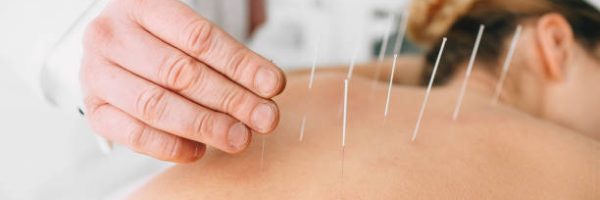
left=129, top=72, right=600, bottom=199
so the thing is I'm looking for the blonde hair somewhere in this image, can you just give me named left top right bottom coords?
left=408, top=0, right=479, bottom=46
left=408, top=0, right=557, bottom=47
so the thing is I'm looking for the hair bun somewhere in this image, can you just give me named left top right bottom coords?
left=408, top=0, right=479, bottom=47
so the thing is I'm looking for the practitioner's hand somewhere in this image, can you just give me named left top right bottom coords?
left=80, top=0, right=285, bottom=163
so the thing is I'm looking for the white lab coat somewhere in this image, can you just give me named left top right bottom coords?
left=0, top=0, right=249, bottom=199
left=1, top=0, right=250, bottom=116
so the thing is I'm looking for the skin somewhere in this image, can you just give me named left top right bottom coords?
left=128, top=72, right=599, bottom=199
left=494, top=14, right=600, bottom=140
left=81, top=0, right=284, bottom=163
left=127, top=14, right=600, bottom=199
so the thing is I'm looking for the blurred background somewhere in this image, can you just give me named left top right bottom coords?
left=248, top=0, right=418, bottom=68
left=0, top=0, right=414, bottom=199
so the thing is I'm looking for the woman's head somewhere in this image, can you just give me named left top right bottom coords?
left=408, top=0, right=600, bottom=138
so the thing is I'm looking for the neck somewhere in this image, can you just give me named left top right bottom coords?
left=442, top=66, right=542, bottom=118
left=444, top=68, right=499, bottom=101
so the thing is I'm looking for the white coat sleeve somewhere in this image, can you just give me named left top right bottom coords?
left=0, top=0, right=108, bottom=116
left=0, top=0, right=249, bottom=117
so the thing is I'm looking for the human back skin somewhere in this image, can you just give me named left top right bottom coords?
left=128, top=71, right=600, bottom=200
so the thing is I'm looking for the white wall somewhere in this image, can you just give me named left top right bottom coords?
left=250, top=0, right=410, bottom=69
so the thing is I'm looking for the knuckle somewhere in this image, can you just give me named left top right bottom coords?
left=192, top=112, right=214, bottom=141
left=84, top=17, right=114, bottom=51
left=221, top=87, right=248, bottom=115
left=82, top=96, right=100, bottom=115
left=226, top=48, right=252, bottom=81
left=135, top=86, right=168, bottom=123
left=184, top=63, right=209, bottom=96
left=84, top=101, right=109, bottom=133
left=124, top=0, right=148, bottom=25
left=164, top=138, right=184, bottom=160
left=127, top=123, right=149, bottom=151
left=184, top=19, right=216, bottom=57
left=160, top=55, right=197, bottom=91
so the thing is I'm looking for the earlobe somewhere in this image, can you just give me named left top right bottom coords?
left=534, top=13, right=575, bottom=81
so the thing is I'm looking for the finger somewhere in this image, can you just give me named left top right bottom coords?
left=121, top=0, right=285, bottom=98
left=84, top=97, right=206, bottom=163
left=99, top=25, right=279, bottom=133
left=86, top=60, right=251, bottom=154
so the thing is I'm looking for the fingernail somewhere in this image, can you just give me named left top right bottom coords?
left=194, top=144, right=203, bottom=158
left=228, top=122, right=249, bottom=150
left=255, top=68, right=278, bottom=96
left=251, top=103, right=276, bottom=132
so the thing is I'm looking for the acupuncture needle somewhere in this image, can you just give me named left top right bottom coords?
left=392, top=10, right=409, bottom=55
left=308, top=34, right=321, bottom=89
left=260, top=136, right=266, bottom=171
left=411, top=38, right=447, bottom=142
left=261, top=58, right=276, bottom=171
left=299, top=34, right=321, bottom=141
left=384, top=54, right=399, bottom=117
left=342, top=79, right=349, bottom=149
left=372, top=14, right=395, bottom=85
left=346, top=41, right=360, bottom=80
left=338, top=41, right=359, bottom=118
left=340, top=79, right=349, bottom=198
left=452, top=25, right=485, bottom=121
left=492, top=25, right=522, bottom=105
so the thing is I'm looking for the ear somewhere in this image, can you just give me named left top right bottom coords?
left=534, top=13, right=575, bottom=81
